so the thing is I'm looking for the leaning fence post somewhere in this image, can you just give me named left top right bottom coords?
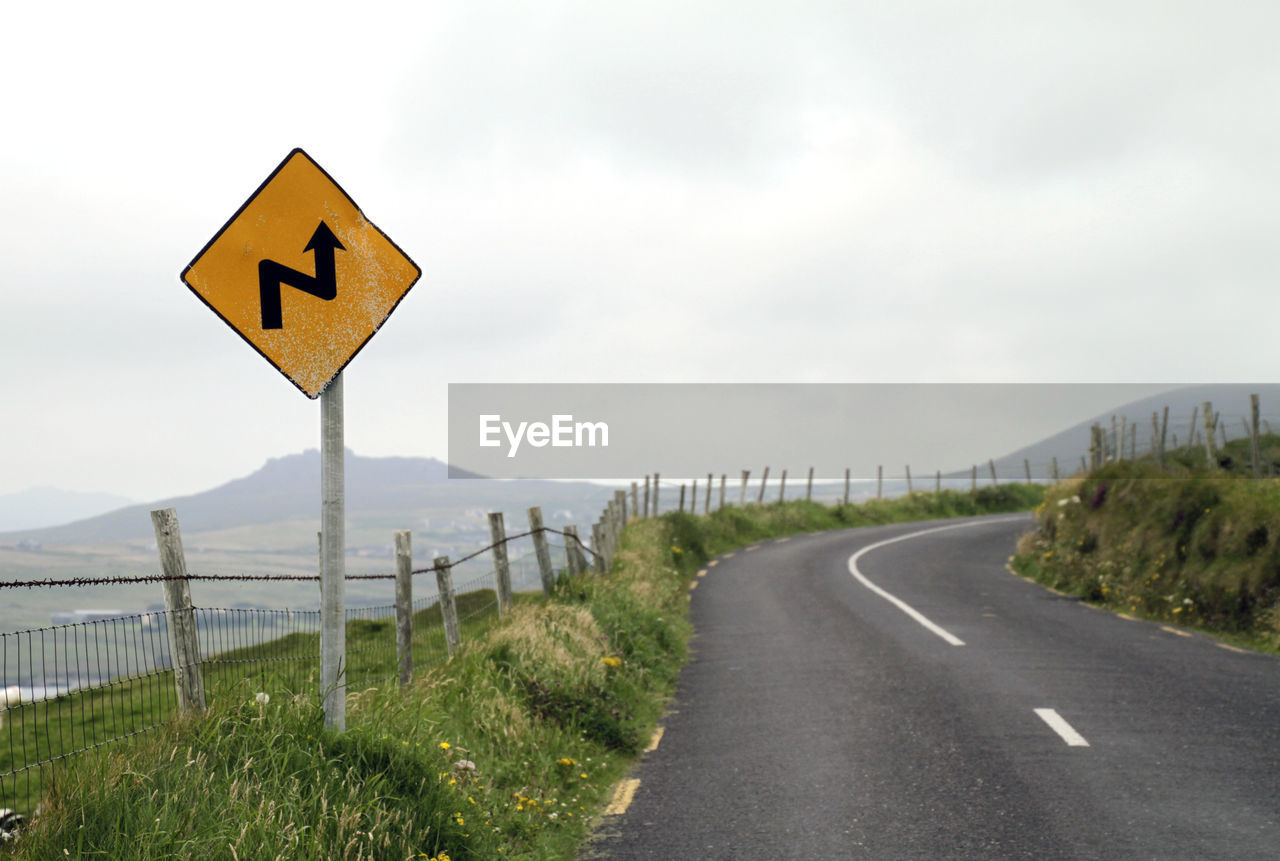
left=779, top=469, right=787, bottom=502
left=905, top=465, right=913, bottom=494
left=739, top=470, right=750, bottom=505
left=394, top=531, right=413, bottom=686
left=679, top=484, right=686, bottom=512
left=631, top=482, right=639, bottom=519
left=151, top=508, right=206, bottom=715
left=844, top=468, right=851, bottom=506
left=806, top=467, right=814, bottom=501
left=719, top=474, right=727, bottom=510
left=758, top=467, right=770, bottom=503
left=527, top=506, right=556, bottom=595
left=1023, top=459, right=1031, bottom=482
left=690, top=480, right=697, bottom=513
left=434, top=557, right=460, bottom=657
left=988, top=459, right=999, bottom=485
left=652, top=473, right=660, bottom=516
left=643, top=475, right=651, bottom=518
left=706, top=473, right=713, bottom=513
left=488, top=512, right=513, bottom=615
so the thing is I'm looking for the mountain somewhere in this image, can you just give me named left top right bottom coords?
left=0, top=487, right=136, bottom=532
left=0, top=450, right=610, bottom=546
left=982, top=384, right=1280, bottom=480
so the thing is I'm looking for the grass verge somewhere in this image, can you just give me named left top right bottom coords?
left=1011, top=460, right=1280, bottom=652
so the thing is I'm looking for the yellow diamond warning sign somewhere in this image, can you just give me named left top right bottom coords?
left=181, top=148, right=421, bottom=398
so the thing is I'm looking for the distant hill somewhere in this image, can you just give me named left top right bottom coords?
left=0, top=487, right=136, bottom=532
left=981, top=384, right=1280, bottom=480
left=0, top=450, right=613, bottom=546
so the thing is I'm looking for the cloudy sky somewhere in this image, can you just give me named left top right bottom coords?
left=3, top=1, right=1278, bottom=502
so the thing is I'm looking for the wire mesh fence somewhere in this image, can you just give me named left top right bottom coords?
left=0, top=523, right=591, bottom=819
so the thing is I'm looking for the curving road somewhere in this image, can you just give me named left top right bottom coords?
left=585, top=514, right=1280, bottom=860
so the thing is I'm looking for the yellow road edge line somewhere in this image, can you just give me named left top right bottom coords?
left=1161, top=625, right=1192, bottom=638
left=688, top=580, right=699, bottom=591
left=696, top=569, right=708, bottom=577
left=723, top=552, right=735, bottom=559
left=1117, top=613, right=1137, bottom=621
left=776, top=537, right=791, bottom=543
left=707, top=559, right=719, bottom=567
left=604, top=778, right=641, bottom=816
left=1217, top=642, right=1249, bottom=654
left=644, top=727, right=665, bottom=753
left=745, top=545, right=760, bottom=552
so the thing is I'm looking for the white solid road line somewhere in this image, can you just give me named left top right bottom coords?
left=845, top=518, right=1023, bottom=646
left=1034, top=708, right=1090, bottom=747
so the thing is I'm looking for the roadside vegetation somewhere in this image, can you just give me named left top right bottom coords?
left=4, top=484, right=1043, bottom=860
left=1013, top=435, right=1280, bottom=653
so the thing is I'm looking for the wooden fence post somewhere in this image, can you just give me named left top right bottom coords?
left=527, top=506, right=556, bottom=595
left=1130, top=422, right=1136, bottom=461
left=564, top=525, right=581, bottom=576
left=394, top=530, right=413, bottom=686
left=740, top=470, right=750, bottom=505
left=779, top=469, right=787, bottom=502
left=1052, top=457, right=1060, bottom=480
left=592, top=522, right=607, bottom=573
left=1160, top=406, right=1169, bottom=467
left=935, top=469, right=941, bottom=494
left=719, top=474, right=726, bottom=510
left=643, top=475, right=651, bottom=519
left=567, top=525, right=589, bottom=575
left=679, top=484, right=686, bottom=513
left=878, top=465, right=884, bottom=499
left=151, top=508, right=206, bottom=715
left=970, top=465, right=977, bottom=492
left=988, top=459, right=998, bottom=486
left=434, top=557, right=460, bottom=657
left=905, top=465, right=913, bottom=494
left=706, top=473, right=713, bottom=513
left=1119, top=416, right=1127, bottom=461
left=652, top=473, right=660, bottom=516
left=1023, top=459, right=1031, bottom=482
left=1251, top=394, right=1262, bottom=478
left=844, top=468, right=851, bottom=506
left=631, top=482, right=639, bottom=519
left=1202, top=401, right=1217, bottom=470
left=489, top=512, right=513, bottom=615
left=615, top=489, right=628, bottom=525
left=806, top=467, right=814, bottom=502
left=690, top=480, right=697, bottom=513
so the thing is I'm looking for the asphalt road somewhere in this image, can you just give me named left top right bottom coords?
left=585, top=514, right=1280, bottom=860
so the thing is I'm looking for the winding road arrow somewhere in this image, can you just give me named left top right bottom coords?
left=257, top=220, right=345, bottom=329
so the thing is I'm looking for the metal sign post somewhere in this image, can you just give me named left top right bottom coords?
left=320, top=372, right=346, bottom=730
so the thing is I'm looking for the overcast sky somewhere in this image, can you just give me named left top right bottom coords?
left=3, top=1, right=1278, bottom=502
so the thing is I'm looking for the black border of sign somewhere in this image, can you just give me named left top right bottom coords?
left=179, top=147, right=423, bottom=399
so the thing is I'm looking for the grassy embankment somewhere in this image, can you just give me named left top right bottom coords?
left=4, top=484, right=1042, bottom=860
left=1012, top=434, right=1280, bottom=653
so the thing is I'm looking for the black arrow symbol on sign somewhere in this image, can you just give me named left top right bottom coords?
left=258, top=221, right=346, bottom=329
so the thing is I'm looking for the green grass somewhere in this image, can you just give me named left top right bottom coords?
left=1011, top=451, right=1280, bottom=653
left=3, top=486, right=1044, bottom=859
